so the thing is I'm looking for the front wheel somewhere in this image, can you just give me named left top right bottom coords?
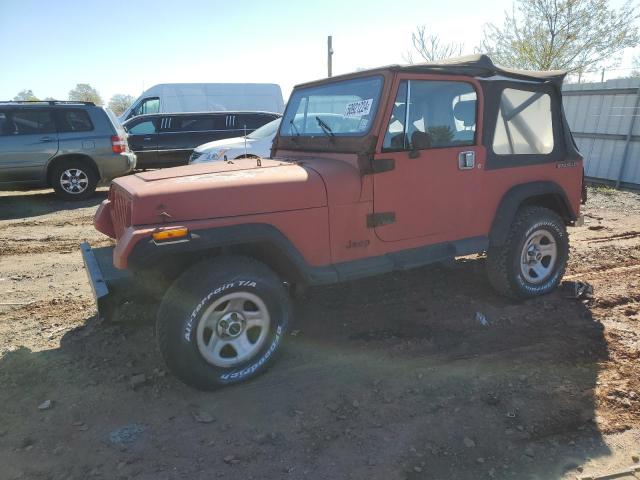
left=156, top=256, right=291, bottom=390
left=487, top=206, right=569, bottom=299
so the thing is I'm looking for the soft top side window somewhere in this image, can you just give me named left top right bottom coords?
left=493, top=88, right=553, bottom=155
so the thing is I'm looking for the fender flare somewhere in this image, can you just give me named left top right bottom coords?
left=128, top=223, right=337, bottom=285
left=489, top=181, right=575, bottom=247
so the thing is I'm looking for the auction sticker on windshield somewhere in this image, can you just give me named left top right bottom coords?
left=344, top=99, right=373, bottom=118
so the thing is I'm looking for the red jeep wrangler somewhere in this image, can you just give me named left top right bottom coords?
left=82, top=55, right=584, bottom=390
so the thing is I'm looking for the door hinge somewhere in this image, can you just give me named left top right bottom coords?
left=357, top=153, right=395, bottom=174
left=367, top=212, right=396, bottom=228
left=371, top=158, right=395, bottom=173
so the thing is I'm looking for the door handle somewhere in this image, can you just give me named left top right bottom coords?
left=458, top=151, right=475, bottom=170
left=143, top=137, right=153, bottom=141
left=39, top=136, right=54, bottom=142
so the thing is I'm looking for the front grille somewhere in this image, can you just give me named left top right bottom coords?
left=109, top=186, right=132, bottom=239
left=189, top=150, right=203, bottom=162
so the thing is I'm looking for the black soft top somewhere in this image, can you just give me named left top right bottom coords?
left=277, top=55, right=578, bottom=167
left=297, top=55, right=567, bottom=89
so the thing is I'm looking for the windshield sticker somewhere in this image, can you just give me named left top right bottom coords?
left=344, top=99, right=373, bottom=118
left=358, top=117, right=369, bottom=130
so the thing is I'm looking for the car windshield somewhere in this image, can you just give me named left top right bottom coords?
left=247, top=118, right=281, bottom=139
left=280, top=76, right=384, bottom=137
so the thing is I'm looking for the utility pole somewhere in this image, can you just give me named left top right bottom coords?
left=601, top=68, right=605, bottom=83
left=327, top=35, right=334, bottom=77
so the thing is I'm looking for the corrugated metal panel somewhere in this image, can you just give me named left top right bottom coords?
left=562, top=78, right=640, bottom=187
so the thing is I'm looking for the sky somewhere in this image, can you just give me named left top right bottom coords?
left=1, top=0, right=638, bottom=105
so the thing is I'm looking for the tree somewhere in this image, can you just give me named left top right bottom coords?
left=68, top=83, right=103, bottom=105
left=13, top=89, right=39, bottom=101
left=479, top=0, right=639, bottom=73
left=108, top=94, right=135, bottom=116
left=404, top=25, right=464, bottom=64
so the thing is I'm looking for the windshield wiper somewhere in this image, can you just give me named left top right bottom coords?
left=315, top=116, right=335, bottom=137
left=289, top=119, right=300, bottom=136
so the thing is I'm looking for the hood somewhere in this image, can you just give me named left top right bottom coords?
left=111, top=158, right=327, bottom=225
left=195, top=135, right=254, bottom=153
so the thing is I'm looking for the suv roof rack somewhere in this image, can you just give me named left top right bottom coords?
left=0, top=100, right=96, bottom=106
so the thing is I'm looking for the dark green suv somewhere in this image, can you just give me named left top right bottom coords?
left=0, top=101, right=136, bottom=199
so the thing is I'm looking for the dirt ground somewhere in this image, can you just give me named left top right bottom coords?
left=1, top=185, right=639, bottom=480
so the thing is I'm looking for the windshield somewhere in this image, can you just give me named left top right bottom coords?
left=280, top=76, right=383, bottom=137
left=247, top=118, right=281, bottom=139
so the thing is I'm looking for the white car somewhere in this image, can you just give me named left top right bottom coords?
left=189, top=118, right=281, bottom=164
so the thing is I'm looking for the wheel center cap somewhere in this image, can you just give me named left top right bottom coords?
left=218, top=312, right=245, bottom=338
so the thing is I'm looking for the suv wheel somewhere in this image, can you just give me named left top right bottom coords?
left=156, top=256, right=291, bottom=390
left=51, top=160, right=97, bottom=199
left=487, top=206, right=569, bottom=299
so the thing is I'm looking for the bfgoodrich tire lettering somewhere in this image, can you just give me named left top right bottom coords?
left=156, top=256, right=291, bottom=390
left=487, top=206, right=569, bottom=299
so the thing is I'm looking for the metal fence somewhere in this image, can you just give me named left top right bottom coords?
left=563, top=78, right=640, bottom=188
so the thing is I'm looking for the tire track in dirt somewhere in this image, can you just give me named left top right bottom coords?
left=586, top=231, right=640, bottom=244
left=0, top=237, right=112, bottom=256
left=2, top=214, right=96, bottom=228
left=565, top=262, right=640, bottom=280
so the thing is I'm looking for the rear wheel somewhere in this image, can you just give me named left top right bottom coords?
left=156, top=256, right=291, bottom=390
left=487, top=206, right=569, bottom=299
left=51, top=160, right=97, bottom=199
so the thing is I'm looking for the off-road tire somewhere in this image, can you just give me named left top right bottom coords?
left=487, top=206, right=569, bottom=299
left=51, top=160, right=98, bottom=200
left=156, top=256, right=291, bottom=390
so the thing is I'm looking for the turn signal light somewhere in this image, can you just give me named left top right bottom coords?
left=152, top=228, right=189, bottom=242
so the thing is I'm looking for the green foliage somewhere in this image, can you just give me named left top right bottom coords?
left=594, top=184, right=616, bottom=196
left=479, top=0, right=640, bottom=73
left=108, top=94, right=135, bottom=116
left=68, top=84, right=103, bottom=105
left=13, top=89, right=39, bottom=101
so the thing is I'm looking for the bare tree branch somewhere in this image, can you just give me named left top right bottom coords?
left=406, top=25, right=465, bottom=64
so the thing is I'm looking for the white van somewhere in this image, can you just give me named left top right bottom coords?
left=119, top=83, right=285, bottom=122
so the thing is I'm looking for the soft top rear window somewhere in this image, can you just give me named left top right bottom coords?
left=280, top=76, right=383, bottom=137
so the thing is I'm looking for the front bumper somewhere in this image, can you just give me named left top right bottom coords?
left=80, top=242, right=133, bottom=320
